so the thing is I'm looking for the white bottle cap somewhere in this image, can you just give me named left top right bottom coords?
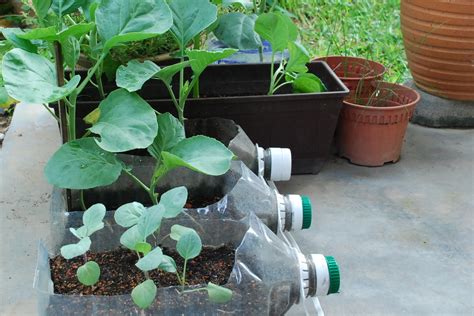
left=288, top=194, right=303, bottom=231
left=269, top=148, right=292, bottom=181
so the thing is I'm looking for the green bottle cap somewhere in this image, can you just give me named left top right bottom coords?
left=325, top=256, right=340, bottom=294
left=301, top=196, right=312, bottom=229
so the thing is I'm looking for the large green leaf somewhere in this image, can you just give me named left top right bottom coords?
left=77, top=261, right=100, bottom=286
left=254, top=12, right=297, bottom=52
left=176, top=230, right=202, bottom=260
left=52, top=0, right=87, bottom=16
left=1, top=28, right=38, bottom=53
left=187, top=49, right=237, bottom=76
left=115, top=202, right=146, bottom=228
left=292, top=73, right=326, bottom=93
left=136, top=247, right=163, bottom=271
left=153, top=61, right=190, bottom=85
left=90, top=89, right=158, bottom=152
left=32, top=0, right=52, bottom=19
left=60, top=237, right=91, bottom=259
left=96, top=0, right=173, bottom=52
left=286, top=42, right=310, bottom=73
left=2, top=48, right=80, bottom=104
left=160, top=186, right=187, bottom=219
left=161, top=136, right=234, bottom=176
left=116, top=60, right=161, bottom=92
left=207, top=283, right=233, bottom=303
left=169, top=0, right=217, bottom=50
left=214, top=13, right=261, bottom=50
left=147, top=113, right=185, bottom=160
left=82, top=203, right=106, bottom=236
left=132, top=280, right=157, bottom=309
left=18, top=23, right=95, bottom=43
left=44, top=138, right=123, bottom=189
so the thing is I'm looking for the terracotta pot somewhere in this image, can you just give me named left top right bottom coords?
left=336, top=82, right=420, bottom=167
left=401, top=0, right=474, bottom=101
left=314, top=56, right=386, bottom=99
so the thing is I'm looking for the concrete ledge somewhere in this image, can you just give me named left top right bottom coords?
left=405, top=80, right=474, bottom=128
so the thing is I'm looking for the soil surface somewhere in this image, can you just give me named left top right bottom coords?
left=50, top=246, right=235, bottom=295
left=185, top=196, right=222, bottom=209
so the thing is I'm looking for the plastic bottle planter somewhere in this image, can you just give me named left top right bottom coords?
left=36, top=214, right=339, bottom=315
left=58, top=161, right=312, bottom=235
left=75, top=62, right=350, bottom=174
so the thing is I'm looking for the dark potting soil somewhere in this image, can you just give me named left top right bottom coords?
left=185, top=196, right=222, bottom=209
left=50, top=246, right=235, bottom=296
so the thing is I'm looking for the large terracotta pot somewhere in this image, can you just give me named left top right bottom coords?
left=337, top=82, right=420, bottom=167
left=401, top=0, right=474, bottom=101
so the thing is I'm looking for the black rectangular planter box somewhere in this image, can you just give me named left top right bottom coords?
left=75, top=62, right=349, bottom=174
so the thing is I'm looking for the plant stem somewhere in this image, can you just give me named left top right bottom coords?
left=123, top=169, right=157, bottom=204
left=76, top=54, right=107, bottom=95
left=42, top=104, right=59, bottom=121
left=182, top=259, right=188, bottom=287
left=165, top=84, right=180, bottom=114
left=268, top=52, right=276, bottom=95
left=80, top=190, right=86, bottom=211
left=192, top=35, right=201, bottom=99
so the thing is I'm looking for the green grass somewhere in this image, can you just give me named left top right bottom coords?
left=280, top=0, right=408, bottom=83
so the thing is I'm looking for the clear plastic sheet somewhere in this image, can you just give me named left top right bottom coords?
left=36, top=212, right=303, bottom=315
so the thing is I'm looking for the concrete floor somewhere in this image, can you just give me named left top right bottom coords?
left=0, top=104, right=473, bottom=315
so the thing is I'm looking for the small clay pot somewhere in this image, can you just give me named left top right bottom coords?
left=336, top=82, right=420, bottom=167
left=314, top=56, right=386, bottom=99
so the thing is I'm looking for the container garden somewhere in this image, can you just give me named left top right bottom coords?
left=401, top=0, right=474, bottom=101
left=336, top=82, right=420, bottom=166
left=37, top=205, right=339, bottom=315
left=314, top=56, right=386, bottom=99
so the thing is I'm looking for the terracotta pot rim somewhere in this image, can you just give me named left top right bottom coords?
left=343, top=82, right=421, bottom=111
left=314, top=55, right=387, bottom=81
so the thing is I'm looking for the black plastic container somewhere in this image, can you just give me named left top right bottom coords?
left=75, top=62, right=349, bottom=174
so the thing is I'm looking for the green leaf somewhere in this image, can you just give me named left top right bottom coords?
left=132, top=280, right=157, bottom=309
left=84, top=107, right=100, bottom=125
left=136, top=247, right=163, bottom=271
left=90, top=89, right=158, bottom=152
left=96, top=0, right=173, bottom=52
left=52, top=0, right=87, bottom=16
left=160, top=186, right=188, bottom=219
left=292, top=73, right=326, bottom=93
left=1, top=28, right=38, bottom=53
left=77, top=261, right=100, bottom=286
left=82, top=203, right=106, bottom=236
left=135, top=242, right=152, bottom=256
left=177, top=230, right=202, bottom=260
left=60, top=237, right=91, bottom=259
left=254, top=12, right=297, bottom=52
left=222, top=0, right=253, bottom=9
left=81, top=0, right=100, bottom=21
left=115, top=202, right=146, bottom=228
left=70, top=226, right=88, bottom=239
left=44, top=138, right=123, bottom=190
left=158, top=255, right=177, bottom=273
left=62, top=36, right=81, bottom=70
left=207, top=282, right=233, bottom=303
left=120, top=225, right=143, bottom=250
left=153, top=61, right=191, bottom=85
left=0, top=87, right=9, bottom=105
left=2, top=48, right=80, bottom=104
left=214, top=13, right=261, bottom=50
left=18, top=23, right=95, bottom=43
left=170, top=224, right=195, bottom=241
left=187, top=49, right=237, bottom=76
left=116, top=60, right=161, bottom=92
left=169, top=0, right=217, bottom=50
left=137, top=204, right=165, bottom=239
left=286, top=42, right=309, bottom=73
left=147, top=113, right=185, bottom=160
left=161, top=136, right=234, bottom=176
left=32, top=0, right=52, bottom=19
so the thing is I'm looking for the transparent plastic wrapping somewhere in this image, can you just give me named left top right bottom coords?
left=36, top=213, right=303, bottom=315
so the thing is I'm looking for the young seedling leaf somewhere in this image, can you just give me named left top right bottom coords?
left=82, top=203, right=106, bottom=236
left=1, top=28, right=38, bottom=53
left=44, top=138, right=123, bottom=190
left=18, top=23, right=95, bottom=43
left=170, top=225, right=195, bottom=241
left=177, top=230, right=202, bottom=260
left=51, top=0, right=87, bottom=16
left=120, top=225, right=144, bottom=250
left=136, top=247, right=164, bottom=271
left=135, top=242, right=152, bottom=256
left=286, top=42, right=310, bottom=73
left=207, top=282, right=233, bottom=304
left=147, top=113, right=185, bottom=160
left=160, top=186, right=188, bottom=219
left=2, top=48, right=80, bottom=104
left=116, top=60, right=161, bottom=92
left=70, top=226, right=88, bottom=239
left=161, top=136, right=234, bottom=176
left=187, top=49, right=238, bottom=76
left=62, top=36, right=81, bottom=71
left=60, top=237, right=91, bottom=260
left=137, top=204, right=165, bottom=239
left=96, top=0, right=173, bottom=52
left=292, top=73, right=326, bottom=93
left=169, top=0, right=218, bottom=51
left=77, top=261, right=100, bottom=286
left=115, top=202, right=146, bottom=228
left=32, top=0, right=52, bottom=19
left=90, top=89, right=158, bottom=153
left=254, top=12, right=297, bottom=52
left=214, top=13, right=261, bottom=50
left=132, top=280, right=157, bottom=309
left=84, top=108, right=101, bottom=125
left=158, top=255, right=177, bottom=273
left=153, top=61, right=191, bottom=85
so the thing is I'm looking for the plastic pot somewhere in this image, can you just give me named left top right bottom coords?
left=37, top=214, right=340, bottom=315
left=336, top=82, right=420, bottom=166
left=314, top=56, right=386, bottom=99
